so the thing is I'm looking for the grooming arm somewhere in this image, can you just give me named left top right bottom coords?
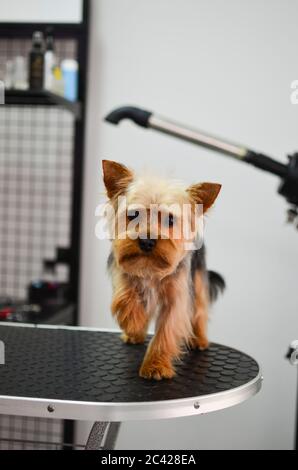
left=105, top=106, right=298, bottom=215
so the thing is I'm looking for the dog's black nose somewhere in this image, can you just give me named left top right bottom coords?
left=139, top=238, right=156, bottom=253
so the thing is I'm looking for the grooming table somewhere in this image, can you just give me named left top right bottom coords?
left=0, top=324, right=262, bottom=450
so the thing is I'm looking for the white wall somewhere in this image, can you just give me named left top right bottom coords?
left=80, top=0, right=298, bottom=449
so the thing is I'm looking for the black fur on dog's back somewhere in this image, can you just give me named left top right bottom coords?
left=207, top=270, right=225, bottom=302
left=191, top=245, right=225, bottom=302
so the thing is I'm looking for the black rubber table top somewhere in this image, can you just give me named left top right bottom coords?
left=0, top=325, right=259, bottom=403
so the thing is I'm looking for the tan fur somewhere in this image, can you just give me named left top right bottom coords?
left=139, top=263, right=193, bottom=380
left=187, top=182, right=222, bottom=213
left=102, top=160, right=221, bottom=380
left=102, top=160, right=133, bottom=199
left=111, top=273, right=150, bottom=344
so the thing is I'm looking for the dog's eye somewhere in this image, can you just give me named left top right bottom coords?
left=127, top=211, right=139, bottom=221
left=168, top=214, right=175, bottom=227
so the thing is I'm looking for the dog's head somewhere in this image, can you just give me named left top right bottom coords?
left=102, top=160, right=221, bottom=280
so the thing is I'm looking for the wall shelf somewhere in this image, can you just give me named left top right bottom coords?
left=4, top=89, right=81, bottom=119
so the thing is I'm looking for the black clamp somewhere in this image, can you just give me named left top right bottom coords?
left=286, top=340, right=298, bottom=366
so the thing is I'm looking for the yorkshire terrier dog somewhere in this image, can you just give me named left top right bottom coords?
left=102, top=160, right=225, bottom=380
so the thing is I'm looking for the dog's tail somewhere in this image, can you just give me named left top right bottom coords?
left=208, top=271, right=226, bottom=302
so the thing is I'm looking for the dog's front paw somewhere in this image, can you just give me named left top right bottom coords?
left=139, top=359, right=175, bottom=380
left=121, top=332, right=146, bottom=345
left=189, top=336, right=210, bottom=351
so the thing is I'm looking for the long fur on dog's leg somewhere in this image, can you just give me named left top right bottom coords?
left=191, top=270, right=210, bottom=350
left=111, top=274, right=149, bottom=344
left=139, top=267, right=192, bottom=380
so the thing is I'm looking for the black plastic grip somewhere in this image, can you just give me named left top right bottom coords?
left=244, top=151, right=287, bottom=178
left=105, top=106, right=152, bottom=128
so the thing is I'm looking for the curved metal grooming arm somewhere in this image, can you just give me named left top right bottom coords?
left=105, top=106, right=298, bottom=211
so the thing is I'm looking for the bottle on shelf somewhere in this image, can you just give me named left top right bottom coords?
left=44, top=30, right=56, bottom=91
left=29, top=31, right=45, bottom=90
left=61, top=59, right=79, bottom=102
left=52, top=66, right=64, bottom=96
left=4, top=60, right=13, bottom=89
left=13, top=56, right=28, bottom=90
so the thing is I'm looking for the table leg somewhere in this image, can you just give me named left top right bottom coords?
left=85, top=422, right=121, bottom=450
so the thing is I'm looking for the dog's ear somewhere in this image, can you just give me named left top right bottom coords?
left=187, top=182, right=221, bottom=213
left=102, top=160, right=133, bottom=199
